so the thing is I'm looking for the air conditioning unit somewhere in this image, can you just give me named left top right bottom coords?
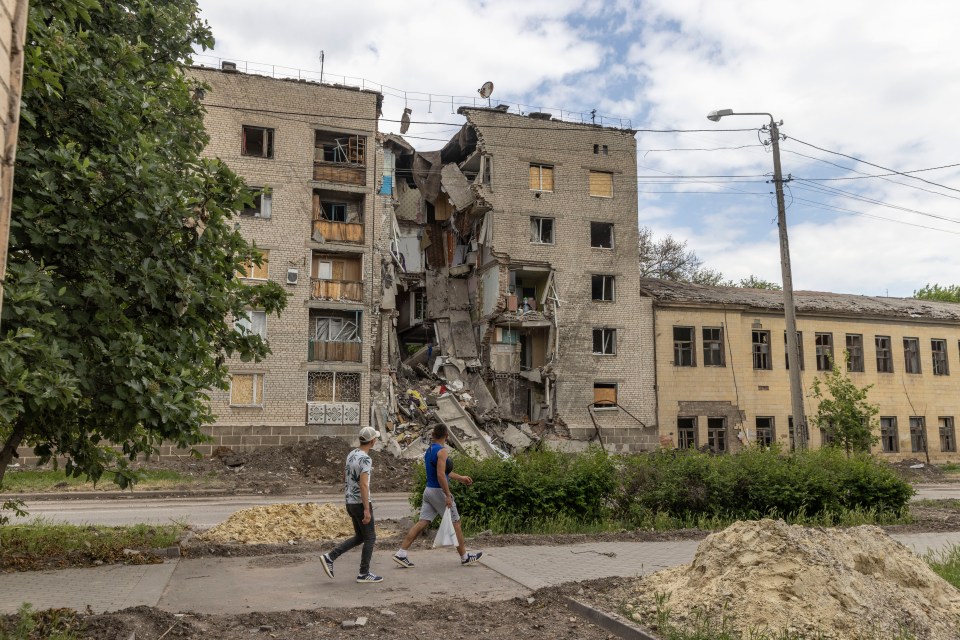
left=286, top=268, right=299, bottom=285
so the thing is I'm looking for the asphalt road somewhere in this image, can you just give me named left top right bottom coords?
left=11, top=493, right=415, bottom=527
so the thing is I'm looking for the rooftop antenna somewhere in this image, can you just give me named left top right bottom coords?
left=478, top=81, right=494, bottom=107
left=319, top=51, right=325, bottom=83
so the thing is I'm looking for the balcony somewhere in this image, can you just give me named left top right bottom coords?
left=314, top=131, right=366, bottom=185
left=311, top=218, right=364, bottom=244
left=308, top=339, right=362, bottom=363
left=311, top=278, right=363, bottom=303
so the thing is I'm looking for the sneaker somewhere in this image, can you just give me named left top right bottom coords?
left=356, top=572, right=383, bottom=583
left=392, top=553, right=415, bottom=569
left=320, top=553, right=334, bottom=579
left=461, top=551, right=483, bottom=566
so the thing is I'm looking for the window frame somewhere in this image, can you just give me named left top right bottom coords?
left=529, top=163, right=554, bottom=192
left=707, top=417, right=727, bottom=452
left=677, top=416, right=697, bottom=449
left=589, top=222, right=614, bottom=249
left=876, top=335, right=893, bottom=373
left=240, top=188, right=272, bottom=219
left=239, top=250, right=269, bottom=280
left=241, top=125, right=275, bottom=159
left=752, top=330, right=772, bottom=370
left=592, top=382, right=618, bottom=410
left=904, top=337, right=922, bottom=374
left=530, top=216, right=555, bottom=245
left=932, top=338, right=949, bottom=376
left=845, top=333, right=864, bottom=372
left=880, top=416, right=899, bottom=453
left=815, top=332, right=834, bottom=371
left=591, top=274, right=616, bottom=302
left=673, top=326, right=695, bottom=367
left=234, top=309, right=267, bottom=339
left=909, top=416, right=927, bottom=453
left=307, top=371, right=362, bottom=403
left=229, top=373, right=265, bottom=407
left=784, top=331, right=804, bottom=370
left=939, top=416, right=956, bottom=453
left=702, top=327, right=725, bottom=367
left=592, top=328, right=617, bottom=356
left=755, top=416, right=775, bottom=447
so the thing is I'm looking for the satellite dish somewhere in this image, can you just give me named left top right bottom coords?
left=478, top=81, right=494, bottom=106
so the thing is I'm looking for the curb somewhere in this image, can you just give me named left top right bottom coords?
left=1, top=490, right=412, bottom=502
left=565, top=597, right=660, bottom=640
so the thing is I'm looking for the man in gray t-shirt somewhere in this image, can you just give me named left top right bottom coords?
left=321, top=426, right=382, bottom=583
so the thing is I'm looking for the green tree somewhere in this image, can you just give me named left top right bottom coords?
left=914, top=283, right=960, bottom=303
left=638, top=226, right=724, bottom=285
left=728, top=275, right=782, bottom=290
left=0, top=0, right=287, bottom=488
left=811, top=360, right=880, bottom=458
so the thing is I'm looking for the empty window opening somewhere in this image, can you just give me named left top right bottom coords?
left=932, top=339, right=949, bottom=375
left=590, top=222, right=614, bottom=248
left=241, top=188, right=272, bottom=218
left=752, top=330, right=771, bottom=370
left=939, top=417, right=956, bottom=453
left=482, top=155, right=492, bottom=187
left=910, top=416, right=927, bottom=453
left=876, top=336, right=893, bottom=372
left=588, top=170, right=613, bottom=198
left=591, top=275, right=615, bottom=302
left=703, top=327, right=724, bottom=366
left=593, top=382, right=618, bottom=409
left=592, top=144, right=609, bottom=156
left=241, top=126, right=274, bottom=158
left=230, top=373, right=265, bottom=406
left=678, top=417, right=697, bottom=449
left=880, top=416, right=899, bottom=453
left=320, top=201, right=347, bottom=222
left=673, top=326, right=695, bottom=366
left=315, top=131, right=365, bottom=165
left=530, top=217, right=555, bottom=244
left=784, top=331, right=804, bottom=370
left=529, top=163, right=554, bottom=191
left=756, top=417, right=775, bottom=447
left=846, top=334, right=864, bottom=372
left=904, top=338, right=921, bottom=374
left=707, top=417, right=727, bottom=452
left=815, top=332, right=834, bottom=371
left=593, top=328, right=616, bottom=355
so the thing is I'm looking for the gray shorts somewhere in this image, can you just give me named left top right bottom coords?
left=419, top=486, right=460, bottom=522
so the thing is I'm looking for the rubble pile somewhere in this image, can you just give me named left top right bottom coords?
left=623, top=519, right=960, bottom=639
left=198, top=503, right=395, bottom=544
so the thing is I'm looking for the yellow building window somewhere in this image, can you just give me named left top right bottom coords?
left=239, top=249, right=270, bottom=280
left=589, top=171, right=613, bottom=198
left=230, top=373, right=265, bottom=406
left=529, top=164, right=554, bottom=192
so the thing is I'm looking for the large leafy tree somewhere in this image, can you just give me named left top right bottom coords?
left=638, top=226, right=724, bottom=285
left=811, top=362, right=880, bottom=458
left=914, top=283, right=960, bottom=303
left=0, top=0, right=286, bottom=488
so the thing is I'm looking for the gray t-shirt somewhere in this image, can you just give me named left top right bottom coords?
left=344, top=448, right=372, bottom=504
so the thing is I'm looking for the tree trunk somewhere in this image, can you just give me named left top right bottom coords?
left=0, top=423, right=25, bottom=488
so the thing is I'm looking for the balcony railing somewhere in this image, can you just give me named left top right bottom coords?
left=308, top=339, right=362, bottom=363
left=313, top=161, right=365, bottom=185
left=307, top=401, right=361, bottom=425
left=312, top=219, right=364, bottom=244
left=311, top=278, right=363, bottom=303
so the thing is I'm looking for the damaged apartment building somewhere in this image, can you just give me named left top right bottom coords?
left=183, top=62, right=658, bottom=458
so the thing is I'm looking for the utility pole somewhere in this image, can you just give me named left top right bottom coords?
left=707, top=109, right=808, bottom=448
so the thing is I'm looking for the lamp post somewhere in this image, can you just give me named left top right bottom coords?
left=706, top=109, right=808, bottom=449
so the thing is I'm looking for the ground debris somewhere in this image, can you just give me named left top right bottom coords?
left=622, top=519, right=960, bottom=640
left=197, top=503, right=395, bottom=544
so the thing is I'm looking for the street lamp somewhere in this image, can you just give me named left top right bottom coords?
left=707, top=108, right=808, bottom=449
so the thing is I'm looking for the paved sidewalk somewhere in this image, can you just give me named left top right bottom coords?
left=3, top=531, right=960, bottom=615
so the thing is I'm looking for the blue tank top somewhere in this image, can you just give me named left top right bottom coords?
left=425, top=443, right=445, bottom=488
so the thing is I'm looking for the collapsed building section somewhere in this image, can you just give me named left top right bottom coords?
left=378, top=108, right=659, bottom=453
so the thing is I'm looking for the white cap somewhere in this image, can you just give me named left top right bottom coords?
left=358, top=426, right=381, bottom=443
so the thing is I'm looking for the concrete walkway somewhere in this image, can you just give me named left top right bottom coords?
left=3, top=531, right=960, bottom=615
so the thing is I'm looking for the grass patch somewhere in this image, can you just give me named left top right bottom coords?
left=0, top=520, right=184, bottom=572
left=912, top=498, right=960, bottom=512
left=926, top=544, right=960, bottom=589
left=0, top=604, right=84, bottom=640
left=939, top=462, right=960, bottom=473
left=1, top=468, right=218, bottom=493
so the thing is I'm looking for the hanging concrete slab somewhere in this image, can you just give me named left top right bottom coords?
left=440, top=163, right=475, bottom=212
left=435, top=395, right=495, bottom=459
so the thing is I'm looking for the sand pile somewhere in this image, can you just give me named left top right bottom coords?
left=624, top=519, right=960, bottom=639
left=199, top=503, right=359, bottom=544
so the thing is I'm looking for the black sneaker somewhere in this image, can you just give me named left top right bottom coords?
left=320, top=553, right=334, bottom=579
left=461, top=551, right=483, bottom=566
left=356, top=572, right=383, bottom=583
left=392, top=553, right=415, bottom=569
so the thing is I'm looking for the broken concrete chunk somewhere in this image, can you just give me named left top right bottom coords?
left=341, top=620, right=356, bottom=629
left=355, top=616, right=368, bottom=627
left=502, top=425, right=533, bottom=450
left=440, top=163, right=475, bottom=212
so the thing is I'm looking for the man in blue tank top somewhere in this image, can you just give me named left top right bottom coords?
left=393, top=423, right=483, bottom=568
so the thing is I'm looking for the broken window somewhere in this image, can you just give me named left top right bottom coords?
left=529, top=163, right=554, bottom=192
left=315, top=132, right=365, bottom=165
left=230, top=373, right=265, bottom=406
left=241, top=188, right=272, bottom=218
left=315, top=316, right=360, bottom=342
left=677, top=417, right=697, bottom=449
left=880, top=417, right=898, bottom=452
left=783, top=331, right=804, bottom=370
left=904, top=337, right=921, bottom=374
left=592, top=328, right=616, bottom=355
left=846, top=334, right=864, bottom=372
left=707, top=417, right=726, bottom=452
left=497, top=328, right=519, bottom=344
left=320, top=201, right=348, bottom=222
left=235, top=310, right=267, bottom=339
left=932, top=339, right=949, bottom=375
left=588, top=171, right=613, bottom=198
left=238, top=250, right=269, bottom=280
left=590, top=222, right=614, bottom=249
left=482, top=155, right=492, bottom=187
left=414, top=292, right=426, bottom=323
left=593, top=144, right=609, bottom=156
left=307, top=371, right=361, bottom=403
left=702, top=327, right=724, bottom=366
left=820, top=421, right=836, bottom=447
left=592, top=382, right=617, bottom=409
left=591, top=275, right=615, bottom=302
left=939, top=417, right=956, bottom=452
left=752, top=330, right=771, bottom=370
left=530, top=217, right=555, bottom=244
left=673, top=326, right=695, bottom=366
left=755, top=417, right=775, bottom=447
left=241, top=125, right=274, bottom=158
left=815, top=332, right=833, bottom=371
left=876, top=336, right=893, bottom=372
left=910, top=416, right=926, bottom=453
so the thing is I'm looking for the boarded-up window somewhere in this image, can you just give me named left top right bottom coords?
left=230, top=373, right=264, bottom=406
left=529, top=164, right=554, bottom=191
left=239, top=250, right=269, bottom=280
left=589, top=171, right=613, bottom=198
left=593, top=382, right=617, bottom=408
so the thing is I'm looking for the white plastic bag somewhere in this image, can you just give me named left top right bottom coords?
left=432, top=507, right=457, bottom=548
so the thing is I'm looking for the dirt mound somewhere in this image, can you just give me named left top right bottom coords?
left=623, top=519, right=960, bottom=639
left=888, top=458, right=947, bottom=483
left=199, top=503, right=359, bottom=544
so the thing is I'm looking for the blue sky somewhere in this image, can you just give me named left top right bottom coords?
left=195, top=0, right=960, bottom=297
